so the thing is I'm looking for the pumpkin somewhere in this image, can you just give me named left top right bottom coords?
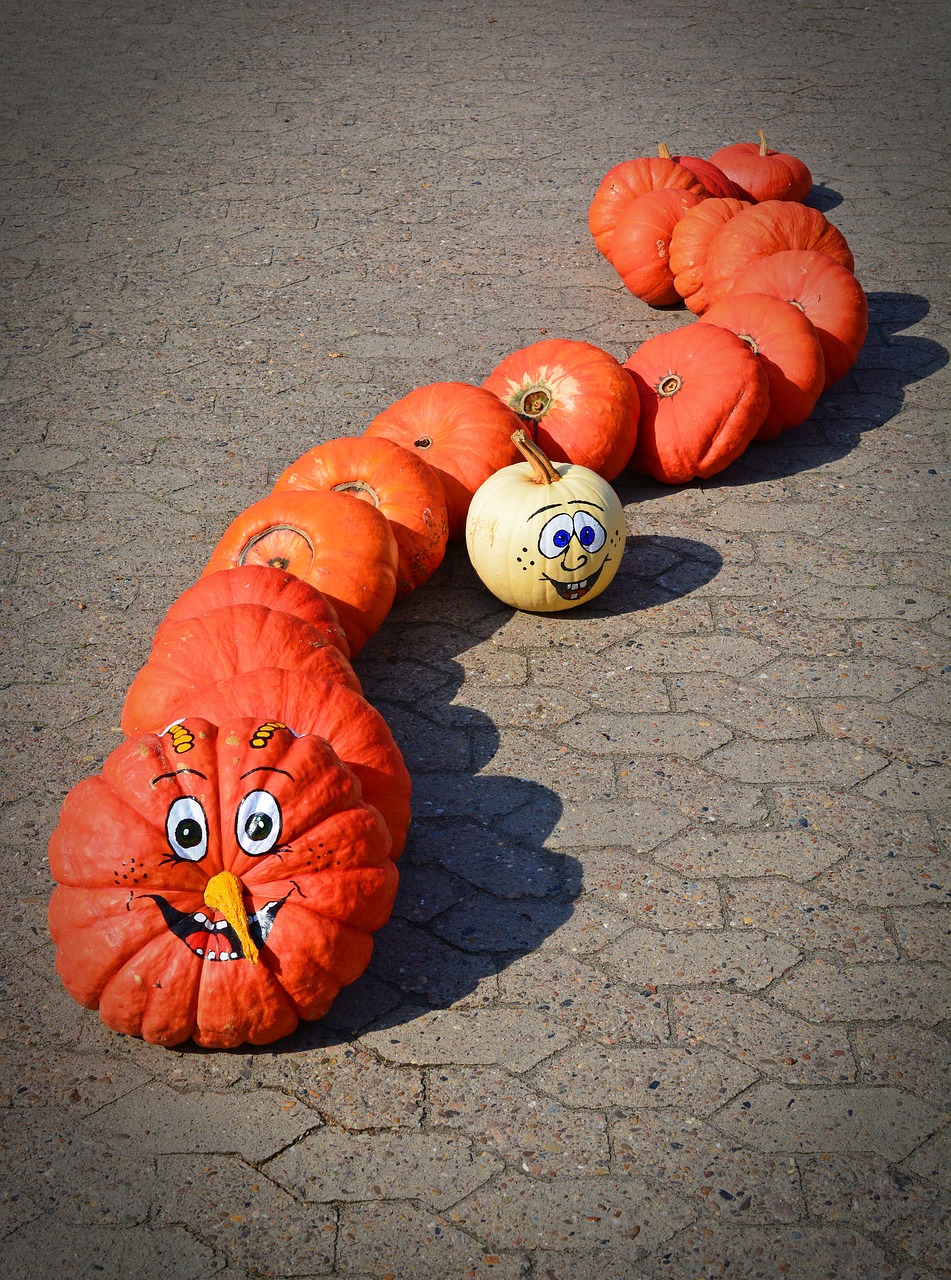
left=624, top=322, right=770, bottom=483
left=202, top=489, right=399, bottom=654
left=588, top=155, right=708, bottom=261
left=159, top=564, right=351, bottom=661
left=272, top=436, right=449, bottom=599
left=699, top=291, right=826, bottom=439
left=363, top=382, right=523, bottom=540
left=702, top=200, right=855, bottom=308
left=719, top=248, right=868, bottom=387
left=609, top=187, right=705, bottom=307
left=710, top=130, right=812, bottom=203
left=656, top=142, right=740, bottom=199
left=668, top=196, right=753, bottom=314
left=465, top=429, right=625, bottom=612
left=48, top=716, right=399, bottom=1047
left=481, top=338, right=639, bottom=480
left=121, top=602, right=363, bottom=738
left=120, top=668, right=412, bottom=859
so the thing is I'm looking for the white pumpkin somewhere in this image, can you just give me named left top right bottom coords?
left=465, top=430, right=626, bottom=612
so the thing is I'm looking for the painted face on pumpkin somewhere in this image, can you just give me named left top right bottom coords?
left=529, top=498, right=612, bottom=602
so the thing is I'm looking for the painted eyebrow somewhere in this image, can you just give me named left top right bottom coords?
left=528, top=500, right=606, bottom=519
left=240, top=766, right=295, bottom=781
left=151, top=768, right=208, bottom=786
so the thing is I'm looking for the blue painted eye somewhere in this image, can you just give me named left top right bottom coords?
left=538, top=513, right=575, bottom=558
left=573, top=511, right=607, bottom=553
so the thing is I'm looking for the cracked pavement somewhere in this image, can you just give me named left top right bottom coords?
left=1, top=1, right=948, bottom=1276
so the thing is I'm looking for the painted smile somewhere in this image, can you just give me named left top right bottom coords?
left=542, top=560, right=607, bottom=602
left=145, top=892, right=288, bottom=961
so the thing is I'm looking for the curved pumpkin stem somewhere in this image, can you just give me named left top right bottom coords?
left=756, top=129, right=769, bottom=156
left=204, top=870, right=259, bottom=964
left=657, top=142, right=672, bottom=159
left=512, top=429, right=561, bottom=485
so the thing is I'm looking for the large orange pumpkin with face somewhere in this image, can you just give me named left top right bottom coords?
left=48, top=717, right=399, bottom=1047
left=481, top=338, right=639, bottom=480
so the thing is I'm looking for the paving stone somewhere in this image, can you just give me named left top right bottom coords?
left=603, top=633, right=774, bottom=677
left=771, top=788, right=939, bottom=860
left=0, top=1045, right=151, bottom=1113
left=429, top=890, right=579, bottom=955
left=572, top=850, right=723, bottom=928
left=799, top=582, right=947, bottom=622
left=523, top=646, right=672, bottom=712
left=418, top=682, right=590, bottom=731
left=652, top=826, right=847, bottom=881
left=615, top=759, right=769, bottom=827
left=901, top=1123, right=951, bottom=1190
left=893, top=1201, right=951, bottom=1275
left=558, top=711, right=732, bottom=759
left=656, top=1220, right=892, bottom=1279
left=337, top=1202, right=528, bottom=1280
left=893, top=676, right=951, bottom=723
left=715, top=1083, right=946, bottom=1158
left=752, top=656, right=924, bottom=701
left=0, top=1106, right=155, bottom=1226
left=154, top=1153, right=336, bottom=1275
left=407, top=821, right=571, bottom=898
left=668, top=673, right=817, bottom=740
left=711, top=600, right=856, bottom=659
left=530, top=1039, right=759, bottom=1116
left=851, top=622, right=951, bottom=676
left=534, top=892, right=634, bottom=957
left=816, top=851, right=951, bottom=910
left=447, top=1172, right=693, bottom=1262
left=267, top=1129, right=501, bottom=1208
left=84, top=1081, right=318, bottom=1162
left=724, top=877, right=899, bottom=960
left=522, top=1248, right=650, bottom=1280
left=3, top=1221, right=220, bottom=1280
left=706, top=738, right=888, bottom=786
left=427, top=1064, right=611, bottom=1178
left=891, top=906, right=951, bottom=963
left=612, top=1111, right=805, bottom=1222
left=672, top=990, right=855, bottom=1085
left=252, top=1046, right=424, bottom=1129
left=361, top=1006, right=575, bottom=1071
left=773, top=958, right=951, bottom=1025
left=497, top=948, right=669, bottom=1044
left=852, top=1023, right=951, bottom=1110
left=800, top=1152, right=937, bottom=1230
left=598, top=928, right=800, bottom=992
left=858, top=760, right=951, bottom=810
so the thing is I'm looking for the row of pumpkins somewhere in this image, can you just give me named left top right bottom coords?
left=47, top=132, right=867, bottom=1048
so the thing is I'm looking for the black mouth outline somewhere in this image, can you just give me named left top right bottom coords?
left=541, top=559, right=607, bottom=601
left=143, top=891, right=291, bottom=961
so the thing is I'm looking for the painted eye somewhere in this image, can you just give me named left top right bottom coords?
left=236, top=790, right=282, bottom=856
left=538, top=513, right=575, bottom=558
left=166, top=796, right=208, bottom=862
left=573, top=510, right=607, bottom=553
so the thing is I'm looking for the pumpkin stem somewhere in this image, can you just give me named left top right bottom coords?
left=511, top=428, right=561, bottom=485
left=756, top=128, right=769, bottom=156
left=331, top=479, right=380, bottom=507
left=203, top=870, right=259, bottom=964
left=657, top=142, right=672, bottom=159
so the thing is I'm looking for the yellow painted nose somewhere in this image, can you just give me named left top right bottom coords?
left=203, top=870, right=259, bottom=964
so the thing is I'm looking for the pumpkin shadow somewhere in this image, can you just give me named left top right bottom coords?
left=697, top=290, right=948, bottom=488
left=805, top=183, right=843, bottom=213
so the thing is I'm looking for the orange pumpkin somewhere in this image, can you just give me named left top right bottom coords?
left=121, top=602, right=362, bottom=738
left=624, top=323, right=770, bottom=483
left=657, top=142, right=740, bottom=199
left=158, top=564, right=350, bottom=660
left=588, top=155, right=707, bottom=261
left=668, top=196, right=753, bottom=314
left=48, top=717, right=399, bottom=1047
left=481, top=338, right=639, bottom=480
left=710, top=130, right=812, bottom=203
left=363, top=382, right=523, bottom=540
left=700, top=292, right=826, bottom=439
left=703, top=200, right=855, bottom=308
left=610, top=188, right=705, bottom=307
left=202, top=490, right=399, bottom=654
left=273, top=435, right=449, bottom=598
left=719, top=248, right=868, bottom=388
